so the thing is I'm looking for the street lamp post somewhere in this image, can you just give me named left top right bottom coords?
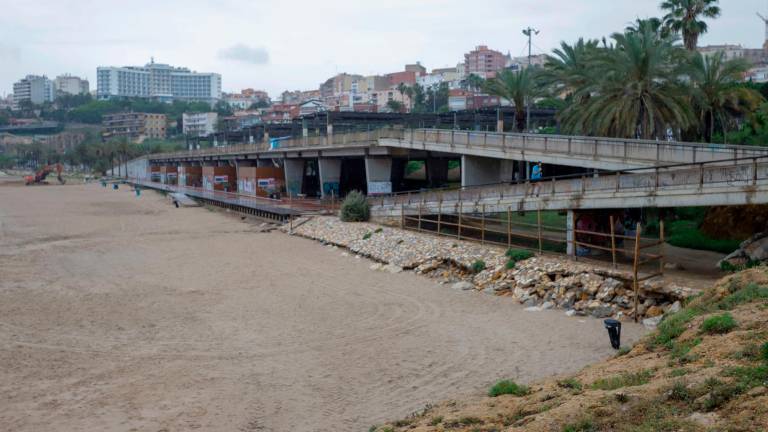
left=522, top=26, right=539, bottom=133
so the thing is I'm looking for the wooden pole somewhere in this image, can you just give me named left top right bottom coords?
left=537, top=208, right=543, bottom=255
left=632, top=222, right=642, bottom=323
left=437, top=201, right=442, bottom=236
left=418, top=204, right=423, bottom=232
left=659, top=220, right=665, bottom=275
left=507, top=207, right=512, bottom=249
left=481, top=204, right=486, bottom=244
left=610, top=215, right=617, bottom=269
left=400, top=203, right=404, bottom=229
left=458, top=201, right=463, bottom=240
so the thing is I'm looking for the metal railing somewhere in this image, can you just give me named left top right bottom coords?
left=369, top=155, right=768, bottom=209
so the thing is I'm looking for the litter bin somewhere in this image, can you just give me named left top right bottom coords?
left=604, top=319, right=622, bottom=350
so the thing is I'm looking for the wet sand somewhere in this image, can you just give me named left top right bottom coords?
left=0, top=184, right=646, bottom=431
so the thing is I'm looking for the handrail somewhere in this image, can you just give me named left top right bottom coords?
left=369, top=154, right=768, bottom=201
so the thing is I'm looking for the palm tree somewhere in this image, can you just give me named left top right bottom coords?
left=540, top=38, right=600, bottom=99
left=661, top=0, right=721, bottom=51
left=465, top=74, right=486, bottom=92
left=687, top=51, right=764, bottom=142
left=396, top=82, right=414, bottom=111
left=558, top=24, right=694, bottom=139
left=484, top=68, right=543, bottom=132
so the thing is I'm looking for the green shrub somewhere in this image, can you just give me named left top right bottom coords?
left=557, top=378, right=583, bottom=393
left=362, top=231, right=372, bottom=240
left=488, top=380, right=530, bottom=397
left=700, top=313, right=737, bottom=334
left=590, top=369, right=653, bottom=390
left=724, top=364, right=768, bottom=391
left=339, top=190, right=370, bottom=222
left=666, top=220, right=741, bottom=254
left=719, top=259, right=761, bottom=273
left=374, top=227, right=383, bottom=233
left=506, top=248, right=534, bottom=261
left=429, top=416, right=443, bottom=426
left=699, top=378, right=740, bottom=411
left=667, top=381, right=692, bottom=402
left=670, top=368, right=689, bottom=377
left=562, top=419, right=597, bottom=432
left=471, top=259, right=486, bottom=273
left=669, top=338, right=701, bottom=364
left=761, top=342, right=768, bottom=362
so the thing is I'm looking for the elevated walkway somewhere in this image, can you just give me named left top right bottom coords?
left=368, top=156, right=768, bottom=215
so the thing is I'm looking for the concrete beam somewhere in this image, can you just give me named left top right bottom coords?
left=318, top=158, right=341, bottom=198
left=284, top=159, right=304, bottom=198
left=365, top=157, right=392, bottom=195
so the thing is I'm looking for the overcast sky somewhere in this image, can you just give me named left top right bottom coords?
left=0, top=0, right=764, bottom=98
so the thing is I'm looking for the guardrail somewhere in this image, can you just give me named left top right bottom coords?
left=369, top=155, right=768, bottom=209
left=148, top=127, right=768, bottom=165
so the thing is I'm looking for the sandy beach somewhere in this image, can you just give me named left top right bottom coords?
left=0, top=184, right=646, bottom=431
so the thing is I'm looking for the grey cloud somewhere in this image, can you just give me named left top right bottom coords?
left=218, top=44, right=269, bottom=65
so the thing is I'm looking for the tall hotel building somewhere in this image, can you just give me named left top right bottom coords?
left=96, top=59, right=221, bottom=103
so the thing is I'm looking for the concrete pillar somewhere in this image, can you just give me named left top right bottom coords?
left=365, top=157, right=392, bottom=195
left=302, top=118, right=308, bottom=138
left=284, top=159, right=304, bottom=197
left=461, top=155, right=503, bottom=187
left=318, top=158, right=341, bottom=198
left=566, top=210, right=575, bottom=256
left=256, top=158, right=272, bottom=168
left=500, top=160, right=515, bottom=183
left=496, top=107, right=504, bottom=132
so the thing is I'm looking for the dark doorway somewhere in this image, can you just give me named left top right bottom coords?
left=302, top=159, right=320, bottom=197
left=339, top=158, right=367, bottom=196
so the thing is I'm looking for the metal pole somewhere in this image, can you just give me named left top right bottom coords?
left=507, top=207, right=512, bottom=249
left=659, top=220, right=665, bottom=275
left=633, top=222, right=642, bottom=323
left=537, top=207, right=542, bottom=254
left=481, top=204, right=486, bottom=244
left=610, top=215, right=617, bottom=269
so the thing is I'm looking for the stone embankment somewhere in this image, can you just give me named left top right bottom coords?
left=285, top=216, right=698, bottom=324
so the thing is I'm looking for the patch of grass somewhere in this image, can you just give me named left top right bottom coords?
left=562, top=419, right=597, bottom=432
left=667, top=380, right=692, bottom=402
left=590, top=369, right=653, bottom=391
left=616, top=346, right=631, bottom=357
left=666, top=220, right=741, bottom=254
left=471, top=260, right=486, bottom=274
left=669, top=338, right=701, bottom=364
left=670, top=368, right=689, bottom=377
left=699, top=378, right=740, bottom=411
left=731, top=343, right=761, bottom=361
left=724, top=364, right=768, bottom=391
left=505, top=248, right=534, bottom=270
left=719, top=259, right=762, bottom=273
left=362, top=231, right=372, bottom=240
left=716, top=283, right=768, bottom=310
left=652, top=309, right=697, bottom=348
left=614, top=392, right=629, bottom=403
left=428, top=416, right=443, bottom=426
left=458, top=416, right=483, bottom=425
left=700, top=313, right=737, bottom=334
left=762, top=342, right=768, bottom=362
left=374, top=227, right=383, bottom=233
left=391, top=418, right=412, bottom=427
left=488, top=380, right=530, bottom=397
left=557, top=377, right=583, bottom=393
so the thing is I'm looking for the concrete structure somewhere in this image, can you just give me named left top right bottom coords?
left=103, top=112, right=167, bottom=142
left=12, top=75, right=54, bottom=108
left=54, top=74, right=89, bottom=96
left=182, top=112, right=218, bottom=137
left=464, top=45, right=510, bottom=79
left=97, top=59, right=221, bottom=102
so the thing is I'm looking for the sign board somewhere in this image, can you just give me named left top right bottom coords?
left=367, top=181, right=392, bottom=195
left=258, top=178, right=277, bottom=194
left=214, top=175, right=229, bottom=184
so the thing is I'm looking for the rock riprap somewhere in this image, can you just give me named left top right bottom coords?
left=286, top=217, right=698, bottom=321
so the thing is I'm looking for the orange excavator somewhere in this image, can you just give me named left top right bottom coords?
left=25, top=163, right=66, bottom=186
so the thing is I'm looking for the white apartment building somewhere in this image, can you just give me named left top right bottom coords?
left=97, top=60, right=222, bottom=102
left=182, top=112, right=218, bottom=137
left=54, top=74, right=89, bottom=96
left=12, top=75, right=54, bottom=109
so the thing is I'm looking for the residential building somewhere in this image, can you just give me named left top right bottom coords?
left=224, top=89, right=270, bottom=109
left=464, top=45, right=510, bottom=79
left=281, top=89, right=319, bottom=104
left=698, top=44, right=767, bottom=66
left=448, top=89, right=500, bottom=111
left=368, top=88, right=411, bottom=112
left=102, top=112, right=167, bottom=142
left=262, top=104, right=300, bottom=123
left=12, top=75, right=54, bottom=108
left=405, top=62, right=427, bottom=75
left=509, top=54, right=547, bottom=69
left=319, top=73, right=365, bottom=99
left=748, top=65, right=768, bottom=83
left=96, top=59, right=221, bottom=102
left=182, top=112, right=218, bottom=137
left=417, top=67, right=462, bottom=89
left=299, top=99, right=327, bottom=116
left=54, top=74, right=89, bottom=96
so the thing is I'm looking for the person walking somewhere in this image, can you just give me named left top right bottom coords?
left=530, top=162, right=543, bottom=197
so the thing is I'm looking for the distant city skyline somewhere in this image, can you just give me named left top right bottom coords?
left=0, top=0, right=765, bottom=98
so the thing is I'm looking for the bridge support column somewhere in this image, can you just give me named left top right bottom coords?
left=318, top=158, right=341, bottom=198
left=566, top=210, right=575, bottom=256
left=365, top=157, right=392, bottom=195
left=426, top=158, right=449, bottom=187
left=461, top=155, right=504, bottom=187
left=284, top=159, right=303, bottom=198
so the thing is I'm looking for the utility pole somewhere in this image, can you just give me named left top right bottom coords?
left=522, top=27, right=539, bottom=132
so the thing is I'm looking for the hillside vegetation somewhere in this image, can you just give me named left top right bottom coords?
left=374, top=269, right=768, bottom=432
